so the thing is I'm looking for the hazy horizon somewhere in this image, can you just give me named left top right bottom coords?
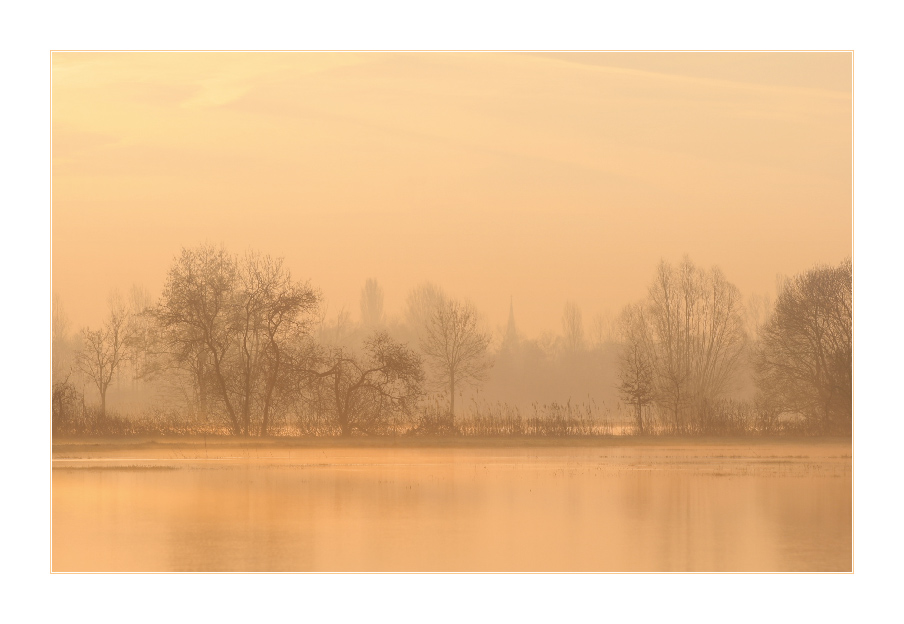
left=51, top=51, right=852, bottom=336
left=50, top=50, right=854, bottom=575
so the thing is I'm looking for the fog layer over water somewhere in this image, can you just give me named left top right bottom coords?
left=52, top=441, right=851, bottom=572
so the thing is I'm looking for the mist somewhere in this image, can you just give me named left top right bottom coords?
left=51, top=248, right=851, bottom=437
left=51, top=51, right=851, bottom=338
left=50, top=51, right=852, bottom=574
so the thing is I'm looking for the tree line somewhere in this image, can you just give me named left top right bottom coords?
left=51, top=244, right=852, bottom=437
left=616, top=257, right=852, bottom=435
left=54, top=244, right=491, bottom=437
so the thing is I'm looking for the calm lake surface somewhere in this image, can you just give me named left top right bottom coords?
left=51, top=440, right=852, bottom=572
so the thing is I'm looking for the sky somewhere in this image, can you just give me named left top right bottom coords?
left=51, top=51, right=852, bottom=337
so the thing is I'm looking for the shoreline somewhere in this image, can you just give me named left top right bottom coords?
left=51, top=434, right=853, bottom=453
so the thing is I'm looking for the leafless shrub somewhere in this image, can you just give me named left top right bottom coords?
left=52, top=379, right=85, bottom=436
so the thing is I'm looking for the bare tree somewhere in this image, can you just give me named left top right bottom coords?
left=308, top=331, right=424, bottom=436
left=360, top=278, right=385, bottom=328
left=745, top=293, right=773, bottom=338
left=155, top=245, right=238, bottom=430
left=405, top=281, right=446, bottom=341
left=616, top=304, right=656, bottom=435
left=589, top=310, right=616, bottom=350
left=621, top=257, right=747, bottom=433
left=561, top=301, right=585, bottom=354
left=52, top=293, right=69, bottom=344
left=644, top=261, right=690, bottom=431
left=242, top=253, right=320, bottom=436
left=420, top=297, right=492, bottom=422
left=317, top=301, right=354, bottom=347
left=123, top=284, right=157, bottom=385
left=75, top=292, right=131, bottom=419
left=154, top=244, right=319, bottom=436
left=755, top=258, right=852, bottom=433
left=52, top=293, right=73, bottom=385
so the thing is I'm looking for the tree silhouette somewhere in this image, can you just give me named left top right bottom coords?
left=561, top=301, right=585, bottom=354
left=616, top=257, right=747, bottom=433
left=76, top=292, right=131, bottom=420
left=617, top=304, right=656, bottom=435
left=308, top=331, right=424, bottom=436
left=360, top=278, right=385, bottom=328
left=155, top=244, right=319, bottom=436
left=755, top=258, right=852, bottom=433
left=420, top=297, right=492, bottom=422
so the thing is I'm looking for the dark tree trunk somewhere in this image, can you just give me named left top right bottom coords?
left=260, top=354, right=280, bottom=437
left=197, top=352, right=208, bottom=421
left=206, top=345, right=241, bottom=435
left=635, top=399, right=644, bottom=436
left=449, top=372, right=455, bottom=424
left=242, top=374, right=253, bottom=437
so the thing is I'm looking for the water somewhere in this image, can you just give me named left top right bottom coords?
left=51, top=441, right=852, bottom=572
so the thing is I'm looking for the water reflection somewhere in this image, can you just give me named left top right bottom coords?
left=52, top=444, right=852, bottom=572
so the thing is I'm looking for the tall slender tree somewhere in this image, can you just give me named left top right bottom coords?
left=76, top=292, right=132, bottom=420
left=360, top=278, right=385, bottom=328
left=420, top=297, right=492, bottom=421
left=561, top=301, right=585, bottom=354
left=616, top=304, right=656, bottom=435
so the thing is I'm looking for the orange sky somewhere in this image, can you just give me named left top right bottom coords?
left=51, top=52, right=852, bottom=337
